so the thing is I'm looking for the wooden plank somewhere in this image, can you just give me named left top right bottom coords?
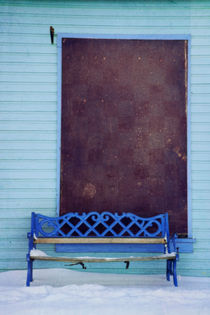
left=0, top=140, right=55, bottom=150
left=34, top=237, right=166, bottom=244
left=0, top=198, right=56, bottom=209
left=0, top=170, right=56, bottom=181
left=0, top=112, right=56, bottom=122
left=30, top=253, right=176, bottom=262
left=0, top=121, right=56, bottom=131
left=0, top=160, right=56, bottom=171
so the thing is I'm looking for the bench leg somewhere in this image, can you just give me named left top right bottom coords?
left=166, top=260, right=171, bottom=281
left=172, top=260, right=178, bottom=287
left=26, top=254, right=33, bottom=287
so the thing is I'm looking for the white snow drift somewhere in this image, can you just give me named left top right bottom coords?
left=0, top=269, right=210, bottom=315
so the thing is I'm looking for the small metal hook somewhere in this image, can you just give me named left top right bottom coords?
left=50, top=26, right=54, bottom=44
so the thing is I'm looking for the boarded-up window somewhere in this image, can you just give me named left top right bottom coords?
left=60, top=38, right=188, bottom=235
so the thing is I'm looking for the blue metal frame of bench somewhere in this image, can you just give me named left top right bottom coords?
left=26, top=212, right=178, bottom=287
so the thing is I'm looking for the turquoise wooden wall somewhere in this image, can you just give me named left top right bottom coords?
left=0, top=0, right=210, bottom=277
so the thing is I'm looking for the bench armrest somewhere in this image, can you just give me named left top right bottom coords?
left=170, top=233, right=179, bottom=260
left=27, top=232, right=36, bottom=252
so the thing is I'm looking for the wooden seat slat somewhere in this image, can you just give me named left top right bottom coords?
left=34, top=237, right=166, bottom=244
left=30, top=253, right=176, bottom=263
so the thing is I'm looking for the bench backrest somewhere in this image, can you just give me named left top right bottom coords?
left=31, top=211, right=169, bottom=240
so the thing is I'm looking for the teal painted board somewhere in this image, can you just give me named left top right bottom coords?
left=0, top=170, right=56, bottom=180
left=0, top=198, right=56, bottom=208
left=0, top=209, right=56, bottom=219
left=0, top=112, right=56, bottom=121
left=0, top=44, right=56, bottom=54
left=0, top=179, right=56, bottom=189
left=0, top=0, right=210, bottom=277
left=192, top=76, right=210, bottom=84
left=0, top=122, right=56, bottom=131
left=193, top=200, right=210, bottom=210
left=0, top=83, right=57, bottom=93
left=0, top=103, right=57, bottom=112
left=0, top=73, right=57, bottom=83
left=0, top=151, right=56, bottom=159
left=192, top=153, right=210, bottom=161
left=192, top=105, right=210, bottom=113
left=0, top=140, right=56, bottom=150
left=191, top=162, right=210, bottom=171
left=191, top=123, right=210, bottom=132
left=0, top=131, right=57, bottom=141
left=0, top=190, right=56, bottom=199
left=192, top=143, right=210, bottom=151
left=192, top=181, right=210, bottom=189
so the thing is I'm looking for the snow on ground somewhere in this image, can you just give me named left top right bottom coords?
left=0, top=269, right=210, bottom=315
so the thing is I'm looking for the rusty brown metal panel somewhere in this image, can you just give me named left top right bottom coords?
left=60, top=38, right=187, bottom=235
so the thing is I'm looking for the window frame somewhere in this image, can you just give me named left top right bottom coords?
left=56, top=33, right=193, bottom=253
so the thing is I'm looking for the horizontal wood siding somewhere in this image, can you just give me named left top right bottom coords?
left=0, top=0, right=210, bottom=276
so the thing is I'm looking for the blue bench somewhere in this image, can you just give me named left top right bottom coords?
left=26, top=212, right=179, bottom=287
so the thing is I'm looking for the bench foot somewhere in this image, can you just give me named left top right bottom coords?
left=172, top=260, right=178, bottom=287
left=166, top=259, right=178, bottom=287
left=26, top=254, right=33, bottom=287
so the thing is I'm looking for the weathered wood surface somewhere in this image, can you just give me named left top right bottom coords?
left=34, top=237, right=166, bottom=244
left=30, top=253, right=176, bottom=262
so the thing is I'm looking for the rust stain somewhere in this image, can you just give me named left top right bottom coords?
left=182, top=155, right=187, bottom=162
left=173, top=146, right=184, bottom=159
left=82, top=183, right=96, bottom=199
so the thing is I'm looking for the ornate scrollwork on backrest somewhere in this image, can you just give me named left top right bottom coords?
left=33, top=212, right=167, bottom=238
